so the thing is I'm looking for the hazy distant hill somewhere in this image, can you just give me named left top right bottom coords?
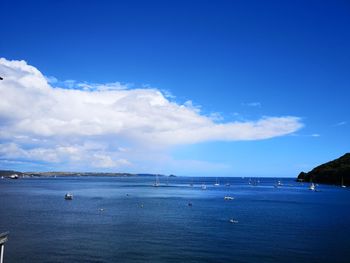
left=297, top=153, right=350, bottom=186
left=0, top=170, right=171, bottom=178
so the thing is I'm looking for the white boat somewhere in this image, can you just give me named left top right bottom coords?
left=224, top=196, right=234, bottom=200
left=10, top=174, right=18, bottom=179
left=309, top=183, right=316, bottom=191
left=201, top=183, right=207, bottom=190
left=214, top=178, right=220, bottom=186
left=153, top=174, right=160, bottom=187
left=341, top=176, right=346, bottom=188
left=274, top=180, right=283, bottom=188
left=64, top=193, right=73, bottom=200
left=229, top=218, right=238, bottom=224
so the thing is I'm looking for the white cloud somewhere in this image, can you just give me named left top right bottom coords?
left=311, top=133, right=320, bottom=137
left=92, top=153, right=131, bottom=168
left=242, top=102, right=261, bottom=107
left=0, top=58, right=303, bottom=170
left=335, top=121, right=347, bottom=126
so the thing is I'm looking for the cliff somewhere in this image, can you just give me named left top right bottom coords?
left=297, top=153, right=350, bottom=186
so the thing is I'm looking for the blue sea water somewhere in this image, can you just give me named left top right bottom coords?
left=1, top=176, right=350, bottom=263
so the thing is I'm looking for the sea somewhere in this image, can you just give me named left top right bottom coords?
left=1, top=176, right=350, bottom=263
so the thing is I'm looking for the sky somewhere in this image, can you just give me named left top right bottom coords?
left=0, top=0, right=349, bottom=177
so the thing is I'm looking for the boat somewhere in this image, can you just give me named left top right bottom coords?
left=214, top=178, right=220, bottom=186
left=64, top=193, right=73, bottom=200
left=9, top=174, right=19, bottom=179
left=201, top=183, right=207, bottom=190
left=225, top=183, right=230, bottom=186
left=274, top=180, right=283, bottom=188
left=153, top=174, right=160, bottom=187
left=229, top=218, right=238, bottom=224
left=309, top=183, right=316, bottom=191
left=224, top=196, right=234, bottom=200
left=341, top=176, right=346, bottom=188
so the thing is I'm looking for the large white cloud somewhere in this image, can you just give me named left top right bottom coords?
left=0, top=58, right=303, bottom=170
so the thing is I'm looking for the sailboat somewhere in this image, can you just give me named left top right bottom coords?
left=190, top=178, right=194, bottom=187
left=341, top=176, right=346, bottom=188
left=214, top=177, right=220, bottom=186
left=274, top=180, right=283, bottom=188
left=153, top=174, right=160, bottom=187
left=309, top=182, right=316, bottom=191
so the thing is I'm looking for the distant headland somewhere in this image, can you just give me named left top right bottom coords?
left=297, top=153, right=350, bottom=186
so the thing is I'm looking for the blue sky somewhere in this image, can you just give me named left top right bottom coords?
left=0, top=0, right=349, bottom=176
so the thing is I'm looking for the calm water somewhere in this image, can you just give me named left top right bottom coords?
left=1, top=176, right=350, bottom=263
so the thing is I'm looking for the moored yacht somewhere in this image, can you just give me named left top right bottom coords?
left=214, top=178, right=220, bottom=186
left=309, top=183, right=316, bottom=191
left=153, top=174, right=160, bottom=187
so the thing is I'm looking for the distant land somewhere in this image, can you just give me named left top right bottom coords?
left=297, top=153, right=350, bottom=186
left=0, top=170, right=175, bottom=178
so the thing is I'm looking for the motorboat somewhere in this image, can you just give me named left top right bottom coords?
left=229, top=218, right=238, bottom=224
left=64, top=193, right=73, bottom=200
left=10, top=174, right=18, bottom=179
left=224, top=196, right=234, bottom=200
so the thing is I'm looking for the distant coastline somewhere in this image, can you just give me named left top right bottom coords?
left=0, top=170, right=175, bottom=178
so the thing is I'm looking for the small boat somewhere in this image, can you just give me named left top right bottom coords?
left=10, top=174, right=19, bottom=179
left=201, top=183, right=207, bottom=190
left=225, top=183, right=231, bottom=186
left=229, top=218, right=238, bottom=224
left=214, top=178, right=220, bottom=186
left=153, top=174, right=160, bottom=187
left=341, top=176, right=347, bottom=188
left=309, top=183, right=316, bottom=191
left=188, top=202, right=193, bottom=207
left=274, top=180, right=283, bottom=188
left=224, top=196, right=234, bottom=200
left=64, top=193, right=73, bottom=200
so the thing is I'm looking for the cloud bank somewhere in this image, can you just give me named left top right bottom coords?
left=0, top=58, right=303, bottom=170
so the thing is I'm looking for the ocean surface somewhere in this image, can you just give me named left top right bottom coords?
left=1, top=176, right=350, bottom=263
